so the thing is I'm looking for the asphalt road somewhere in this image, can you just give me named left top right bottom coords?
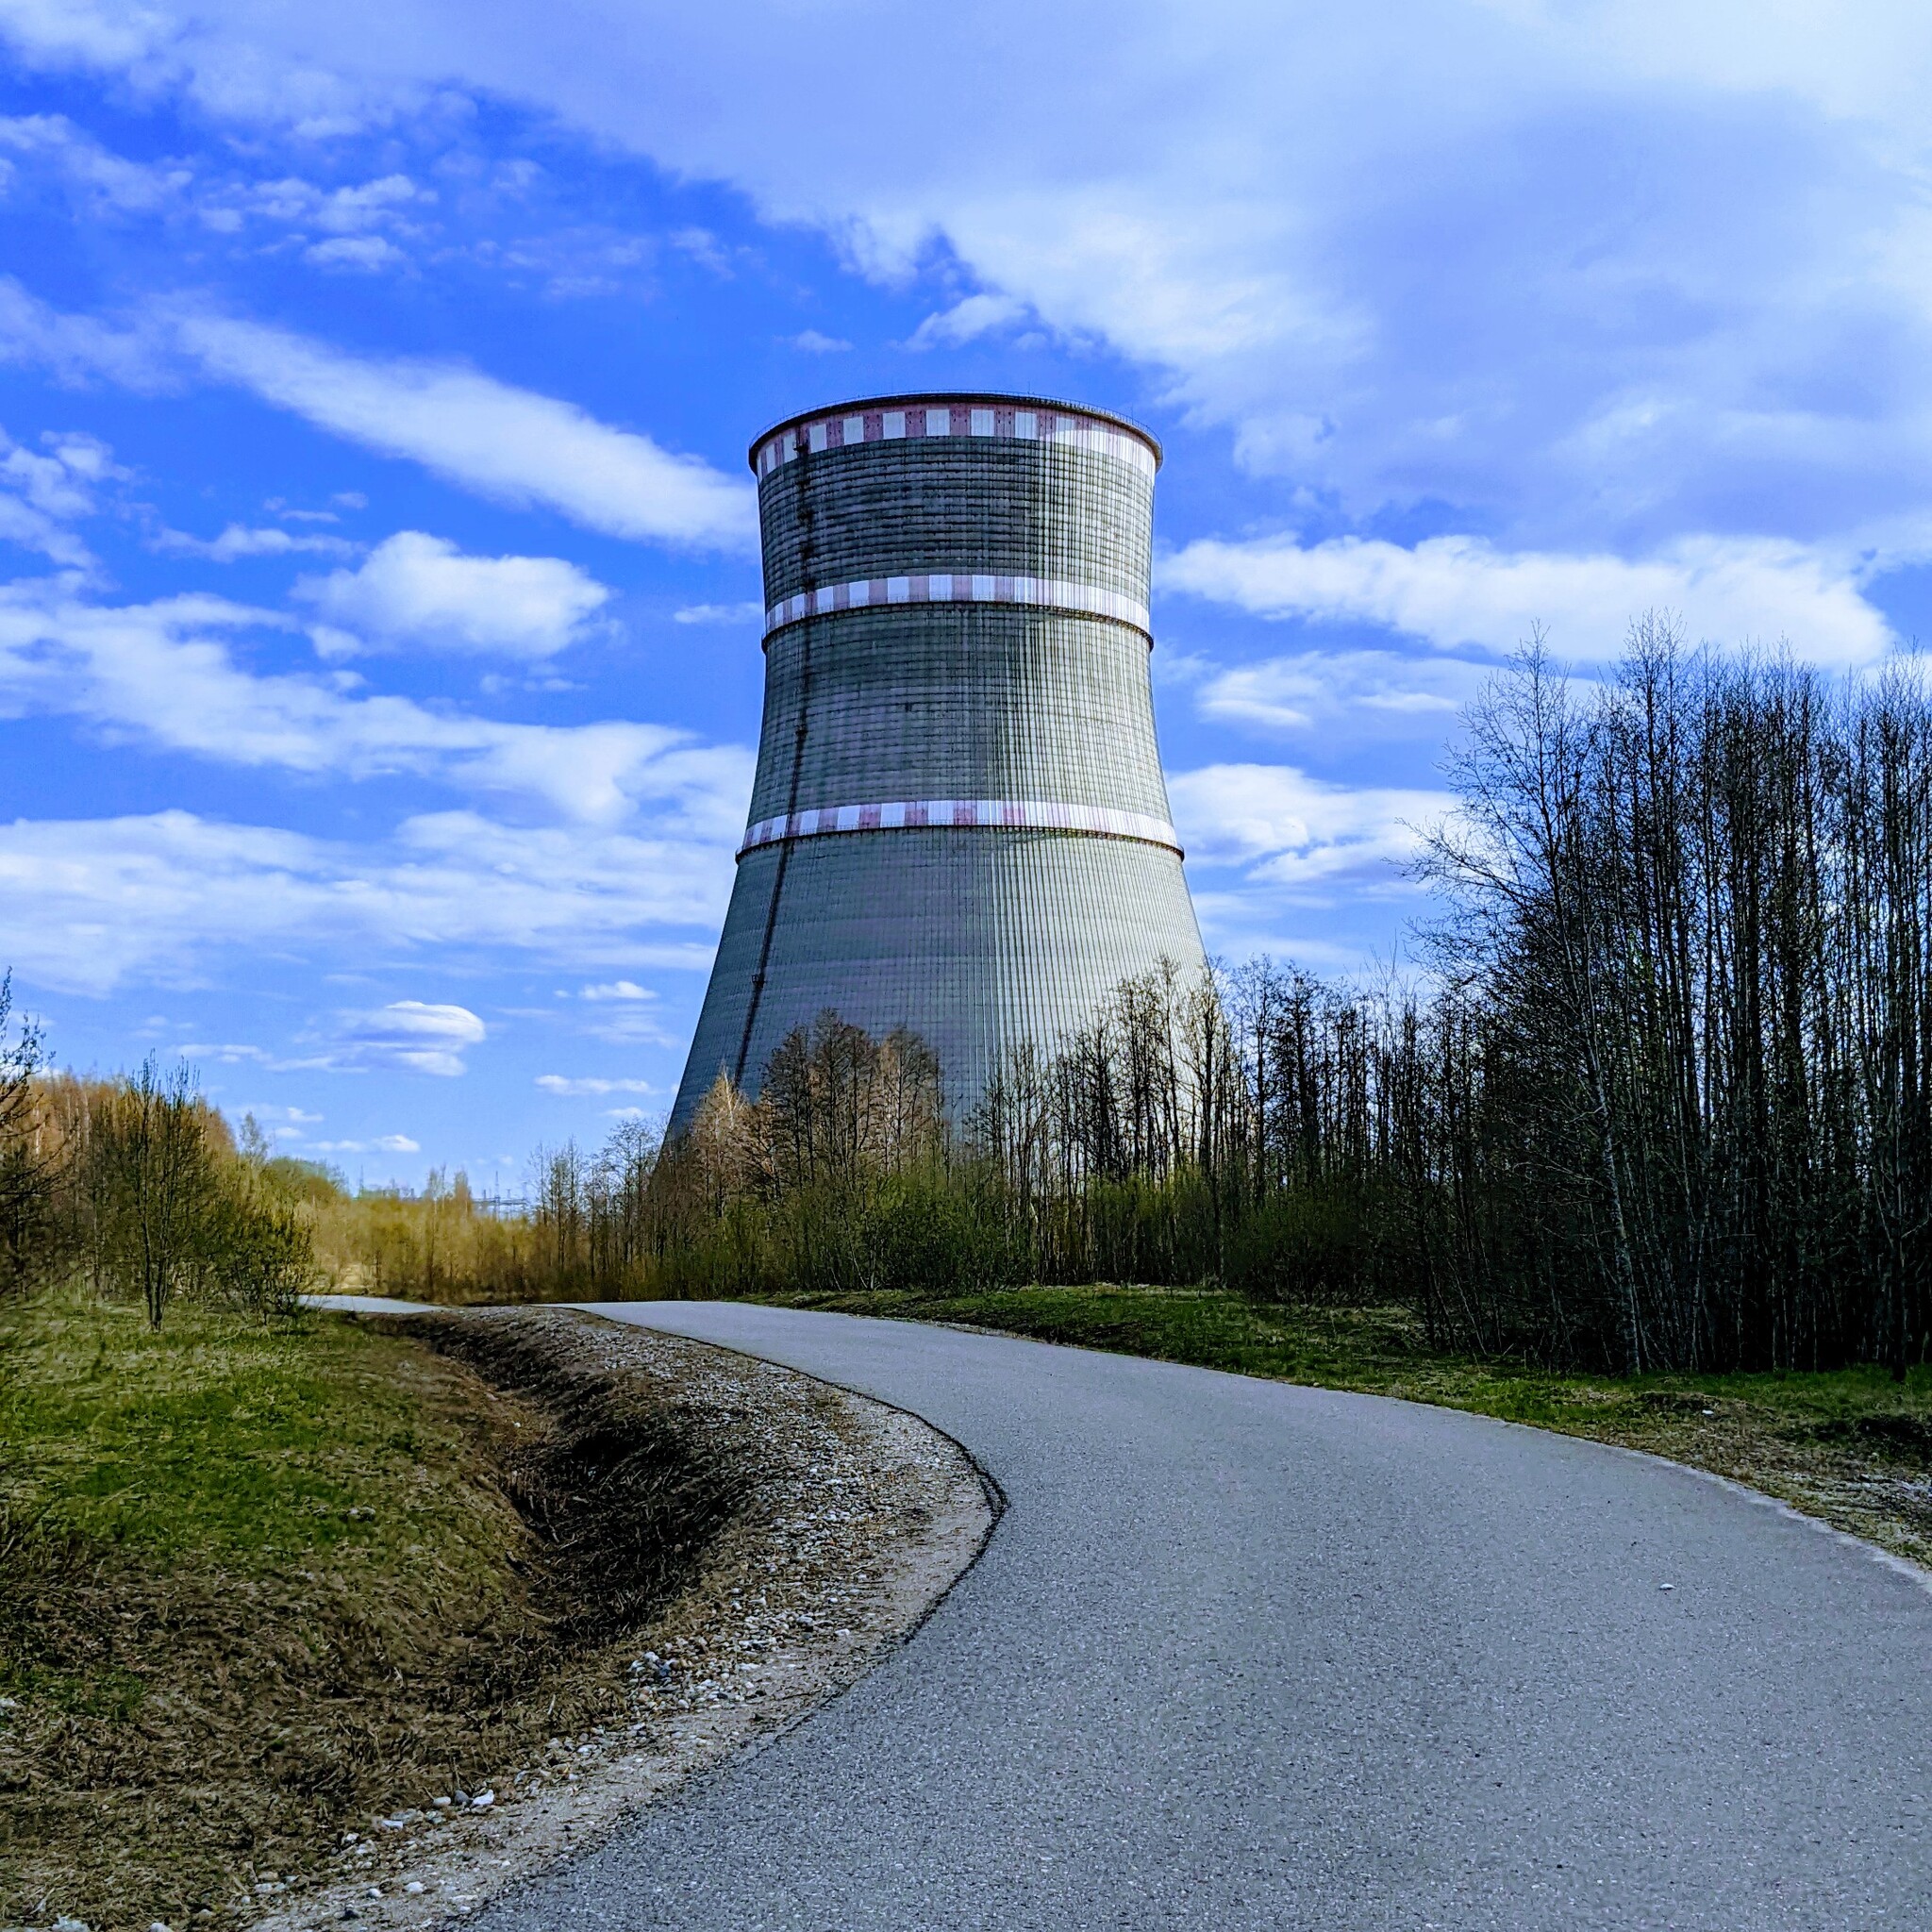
left=473, top=1302, right=1932, bottom=1930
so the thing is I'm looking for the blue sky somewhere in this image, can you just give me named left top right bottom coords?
left=3, top=1, right=1929, bottom=1188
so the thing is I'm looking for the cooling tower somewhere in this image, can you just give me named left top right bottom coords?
left=670, top=392, right=1207, bottom=1132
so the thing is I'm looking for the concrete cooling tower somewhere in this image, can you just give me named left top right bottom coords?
left=670, top=392, right=1207, bottom=1132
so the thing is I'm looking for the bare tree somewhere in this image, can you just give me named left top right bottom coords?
left=84, top=1057, right=222, bottom=1327
left=0, top=972, right=55, bottom=1295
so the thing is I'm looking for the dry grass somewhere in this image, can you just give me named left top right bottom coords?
left=0, top=1292, right=742, bottom=1931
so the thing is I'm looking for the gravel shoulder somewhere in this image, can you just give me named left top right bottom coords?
left=261, top=1306, right=993, bottom=1932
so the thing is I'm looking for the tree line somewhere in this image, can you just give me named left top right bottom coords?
left=595, top=630, right=1932, bottom=1375
left=4, top=630, right=1927, bottom=1373
left=0, top=1003, right=317, bottom=1324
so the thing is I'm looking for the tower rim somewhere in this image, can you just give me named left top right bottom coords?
left=747, top=391, right=1162, bottom=473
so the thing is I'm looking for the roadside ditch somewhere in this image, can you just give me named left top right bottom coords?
left=3, top=1305, right=993, bottom=1932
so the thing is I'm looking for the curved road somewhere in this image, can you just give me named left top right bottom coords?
left=475, top=1303, right=1931, bottom=1930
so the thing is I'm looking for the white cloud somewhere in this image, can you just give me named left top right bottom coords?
left=1170, top=757, right=1457, bottom=965
left=332, top=1001, right=484, bottom=1076
left=0, top=275, right=172, bottom=390
left=0, top=5, right=170, bottom=74
left=788, top=329, right=851, bottom=353
left=1168, top=761, right=1452, bottom=894
left=235, top=1102, right=324, bottom=1125
left=535, top=1073, right=655, bottom=1095
left=0, top=117, right=441, bottom=263
left=0, top=578, right=754, bottom=824
left=907, top=292, right=1025, bottom=349
left=0, top=280, right=753, bottom=550
left=304, top=234, right=404, bottom=272
left=1160, top=532, right=1896, bottom=668
left=0, top=425, right=118, bottom=568
left=673, top=599, right=763, bottom=626
left=252, top=171, right=426, bottom=235
left=34, top=428, right=118, bottom=486
left=173, top=309, right=755, bottom=550
left=579, top=978, right=653, bottom=1001
left=157, top=522, right=357, bottom=561
left=0, top=111, right=188, bottom=214
left=0, top=491, right=90, bottom=567
left=175, top=1041, right=276, bottom=1066
left=0, top=8, right=409, bottom=135
left=0, top=807, right=730, bottom=993
left=296, top=531, right=611, bottom=658
left=1193, top=647, right=1491, bottom=739
left=568, top=977, right=675, bottom=1046
left=313, top=1132, right=420, bottom=1153
left=25, top=2, right=1932, bottom=560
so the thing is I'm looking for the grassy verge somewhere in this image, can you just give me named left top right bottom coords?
left=0, top=1291, right=731, bottom=1930
left=759, top=1283, right=1932, bottom=1573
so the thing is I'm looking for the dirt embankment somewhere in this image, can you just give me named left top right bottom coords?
left=4, top=1307, right=992, bottom=1932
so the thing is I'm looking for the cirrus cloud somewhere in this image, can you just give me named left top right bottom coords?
left=534, top=1073, right=655, bottom=1095
left=13, top=0, right=1930, bottom=564
left=1169, top=761, right=1452, bottom=893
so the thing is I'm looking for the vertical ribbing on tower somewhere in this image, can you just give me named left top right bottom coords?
left=671, top=392, right=1206, bottom=1132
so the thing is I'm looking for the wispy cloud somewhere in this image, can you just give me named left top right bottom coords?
left=0, top=578, right=752, bottom=824
left=0, top=111, right=187, bottom=215
left=304, top=234, right=405, bottom=273
left=35, top=0, right=1930, bottom=563
left=1193, top=647, right=1490, bottom=739
left=0, top=275, right=173, bottom=389
left=156, top=523, right=357, bottom=561
left=673, top=599, right=763, bottom=625
left=907, top=292, right=1025, bottom=350
left=246, top=171, right=429, bottom=236
left=0, top=280, right=755, bottom=549
left=174, top=310, right=756, bottom=549
left=0, top=808, right=731, bottom=993
left=535, top=1073, right=655, bottom=1095
left=0, top=425, right=118, bottom=568
left=1168, top=761, right=1452, bottom=895
left=1161, top=533, right=1895, bottom=668
left=579, top=979, right=653, bottom=1001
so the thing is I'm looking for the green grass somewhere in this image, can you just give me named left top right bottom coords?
left=760, top=1282, right=1932, bottom=1569
left=0, top=1287, right=509, bottom=1590
left=0, top=1288, right=548, bottom=1929
left=1, top=1291, right=757, bottom=1930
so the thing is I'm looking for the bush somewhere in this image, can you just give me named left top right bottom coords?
left=1223, top=1183, right=1370, bottom=1304
left=59, top=1059, right=319, bottom=1326
left=205, top=1190, right=318, bottom=1318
